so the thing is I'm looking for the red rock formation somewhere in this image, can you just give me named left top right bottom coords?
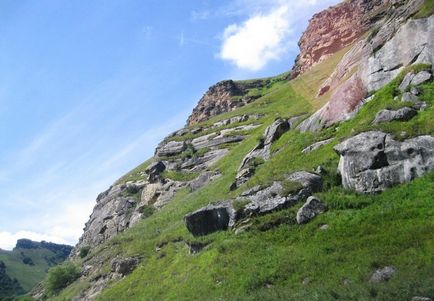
left=291, top=0, right=389, bottom=79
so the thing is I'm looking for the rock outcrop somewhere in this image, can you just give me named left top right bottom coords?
left=291, top=0, right=389, bottom=78
left=298, top=1, right=433, bottom=132
left=231, top=118, right=289, bottom=189
left=184, top=202, right=236, bottom=236
left=296, top=196, right=327, bottom=224
left=372, top=107, right=417, bottom=124
left=187, top=79, right=270, bottom=125
left=334, top=131, right=434, bottom=193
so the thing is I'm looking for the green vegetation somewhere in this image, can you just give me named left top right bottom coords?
left=161, top=170, right=199, bottom=182
left=46, top=263, right=80, bottom=295
left=79, top=247, right=91, bottom=259
left=45, top=64, right=434, bottom=301
left=413, top=0, right=434, bottom=18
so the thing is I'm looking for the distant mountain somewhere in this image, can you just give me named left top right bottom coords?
left=0, top=239, right=72, bottom=299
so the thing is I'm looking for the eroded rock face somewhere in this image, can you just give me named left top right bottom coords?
left=187, top=80, right=268, bottom=125
left=291, top=0, right=389, bottom=78
left=184, top=202, right=236, bottom=236
left=334, top=131, right=434, bottom=193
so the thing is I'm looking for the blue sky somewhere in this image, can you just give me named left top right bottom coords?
left=0, top=0, right=339, bottom=250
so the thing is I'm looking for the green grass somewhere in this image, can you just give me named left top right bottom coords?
left=48, top=58, right=434, bottom=301
left=413, top=0, right=434, bottom=19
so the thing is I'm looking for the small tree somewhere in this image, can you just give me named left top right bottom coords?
left=46, top=262, right=80, bottom=295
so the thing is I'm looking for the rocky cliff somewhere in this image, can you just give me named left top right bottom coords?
left=49, top=1, right=434, bottom=300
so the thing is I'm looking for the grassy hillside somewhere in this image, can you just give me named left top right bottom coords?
left=45, top=50, right=434, bottom=301
left=0, top=240, right=72, bottom=298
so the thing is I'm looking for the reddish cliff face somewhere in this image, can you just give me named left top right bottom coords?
left=291, top=0, right=389, bottom=79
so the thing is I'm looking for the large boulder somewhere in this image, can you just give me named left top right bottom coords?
left=372, top=107, right=417, bottom=124
left=296, top=196, right=327, bottom=224
left=334, top=131, right=434, bottom=193
left=145, top=161, right=166, bottom=183
left=155, top=140, right=186, bottom=157
left=185, top=202, right=236, bottom=236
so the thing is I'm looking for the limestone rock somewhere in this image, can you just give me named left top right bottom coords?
left=185, top=201, right=236, bottom=236
left=411, top=71, right=432, bottom=86
left=399, top=72, right=415, bottom=92
left=296, top=196, right=327, bottom=224
left=111, top=257, right=141, bottom=276
left=188, top=171, right=221, bottom=192
left=155, top=140, right=186, bottom=157
left=334, top=131, right=434, bottom=193
left=145, top=161, right=166, bottom=183
left=232, top=118, right=289, bottom=189
left=372, top=107, right=417, bottom=124
left=302, top=138, right=334, bottom=154
left=369, top=266, right=397, bottom=283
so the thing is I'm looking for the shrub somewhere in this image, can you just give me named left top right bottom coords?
left=46, top=262, right=80, bottom=295
left=79, top=246, right=90, bottom=258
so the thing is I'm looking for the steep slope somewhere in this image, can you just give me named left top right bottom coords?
left=0, top=239, right=72, bottom=298
left=37, top=0, right=434, bottom=300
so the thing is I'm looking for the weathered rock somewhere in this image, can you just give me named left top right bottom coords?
left=335, top=131, right=434, bottom=193
left=232, top=119, right=289, bottom=189
left=111, top=257, right=141, bottom=276
left=402, top=92, right=420, bottom=103
left=155, top=140, right=186, bottom=157
left=291, top=0, right=388, bottom=78
left=288, top=115, right=306, bottom=129
left=181, top=149, right=229, bottom=171
left=185, top=201, right=236, bottom=236
left=296, top=196, right=327, bottom=224
left=369, top=266, right=397, bottom=283
left=145, top=161, right=166, bottom=183
left=191, top=134, right=244, bottom=149
left=411, top=86, right=421, bottom=96
left=302, top=138, right=334, bottom=154
left=411, top=70, right=432, bottom=86
left=187, top=80, right=269, bottom=125
left=188, top=171, right=221, bottom=192
left=399, top=72, right=415, bottom=92
left=372, top=107, right=417, bottom=124
left=286, top=171, right=323, bottom=196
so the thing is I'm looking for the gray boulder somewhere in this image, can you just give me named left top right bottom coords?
left=185, top=201, right=236, bottom=236
left=302, top=138, right=334, bottom=154
left=411, top=70, right=432, bottom=86
left=372, top=107, right=417, bottom=124
left=334, top=131, right=434, bottom=193
left=263, top=118, right=290, bottom=145
left=369, top=266, right=397, bottom=283
left=188, top=171, right=221, bottom=191
left=296, top=196, right=327, bottom=224
left=111, top=257, right=141, bottom=276
left=399, top=72, right=415, bottom=92
left=155, top=140, right=186, bottom=157
left=402, top=92, right=420, bottom=103
left=145, top=161, right=166, bottom=183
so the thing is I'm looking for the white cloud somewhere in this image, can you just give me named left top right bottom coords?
left=219, top=5, right=290, bottom=71
left=218, top=0, right=340, bottom=71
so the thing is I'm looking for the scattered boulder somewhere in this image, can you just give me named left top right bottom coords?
left=192, top=133, right=245, bottom=149
left=188, top=171, right=221, bottom=191
left=155, top=140, right=186, bottom=157
left=288, top=115, right=306, bottom=129
left=369, top=266, right=397, bottom=283
left=402, top=92, right=420, bottom=103
left=185, top=201, right=236, bottom=236
left=372, top=107, right=417, bottom=124
left=334, top=131, right=434, bottom=193
left=319, top=224, right=329, bottom=230
left=302, top=138, right=334, bottom=154
left=296, top=196, right=327, bottom=224
left=181, top=149, right=229, bottom=171
left=411, top=70, right=432, bottom=86
left=111, top=257, right=141, bottom=276
left=410, top=86, right=421, bottom=96
left=399, top=72, right=415, bottom=92
left=263, top=118, right=290, bottom=145
left=145, top=161, right=166, bottom=183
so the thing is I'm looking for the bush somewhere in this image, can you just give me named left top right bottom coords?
left=79, top=246, right=90, bottom=258
left=46, top=262, right=80, bottom=295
